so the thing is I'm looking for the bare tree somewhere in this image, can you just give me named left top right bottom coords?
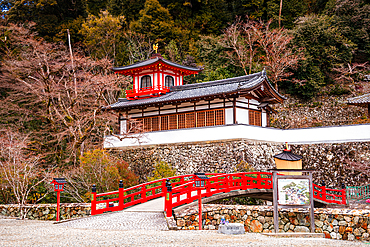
left=62, top=149, right=138, bottom=202
left=221, top=17, right=303, bottom=89
left=257, top=21, right=304, bottom=90
left=221, top=17, right=260, bottom=75
left=0, top=23, right=131, bottom=165
left=333, top=62, right=369, bottom=84
left=124, top=31, right=153, bottom=64
left=0, top=130, right=52, bottom=218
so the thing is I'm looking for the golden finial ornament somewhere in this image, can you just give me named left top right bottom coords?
left=153, top=43, right=159, bottom=53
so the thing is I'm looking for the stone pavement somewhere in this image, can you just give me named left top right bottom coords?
left=0, top=218, right=368, bottom=247
left=60, top=211, right=169, bottom=231
left=60, top=197, right=169, bottom=231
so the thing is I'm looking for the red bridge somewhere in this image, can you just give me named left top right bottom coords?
left=91, top=172, right=346, bottom=216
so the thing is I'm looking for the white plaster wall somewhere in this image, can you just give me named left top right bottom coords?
left=159, top=72, right=163, bottom=87
left=153, top=73, right=157, bottom=88
left=130, top=113, right=143, bottom=118
left=238, top=98, right=249, bottom=103
left=177, top=107, right=194, bottom=113
left=249, top=104, right=258, bottom=110
left=210, top=103, right=224, bottom=109
left=225, top=108, right=234, bottom=124
left=262, top=111, right=267, bottom=127
left=143, top=111, right=159, bottom=117
left=135, top=77, right=139, bottom=93
left=161, top=109, right=177, bottom=115
left=120, top=120, right=127, bottom=135
left=236, top=108, right=248, bottom=124
left=104, top=124, right=370, bottom=149
left=196, top=104, right=209, bottom=110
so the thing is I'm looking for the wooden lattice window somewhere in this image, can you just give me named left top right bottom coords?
left=196, top=111, right=205, bottom=127
left=178, top=114, right=186, bottom=129
left=185, top=112, right=195, bottom=128
left=161, top=115, right=169, bottom=130
left=215, top=109, right=224, bottom=125
left=131, top=109, right=225, bottom=133
left=206, top=110, right=215, bottom=126
left=249, top=110, right=261, bottom=126
left=169, top=115, right=177, bottom=130
left=152, top=116, right=160, bottom=131
left=143, top=117, right=152, bottom=132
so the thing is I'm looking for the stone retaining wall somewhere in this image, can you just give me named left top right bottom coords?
left=113, top=140, right=370, bottom=187
left=174, top=204, right=370, bottom=241
left=0, top=204, right=90, bottom=220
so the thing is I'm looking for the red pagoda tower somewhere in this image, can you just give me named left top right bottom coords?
left=113, top=53, right=202, bottom=100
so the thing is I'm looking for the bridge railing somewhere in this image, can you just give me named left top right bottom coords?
left=346, top=185, right=370, bottom=201
left=91, top=173, right=223, bottom=215
left=167, top=172, right=273, bottom=216
left=313, top=184, right=346, bottom=205
left=91, top=172, right=347, bottom=216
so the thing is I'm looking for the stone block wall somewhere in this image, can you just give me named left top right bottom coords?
left=174, top=204, right=370, bottom=241
left=113, top=140, right=370, bottom=187
left=0, top=203, right=90, bottom=220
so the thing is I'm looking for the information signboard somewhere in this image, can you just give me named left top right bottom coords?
left=278, top=178, right=310, bottom=205
left=271, top=169, right=315, bottom=233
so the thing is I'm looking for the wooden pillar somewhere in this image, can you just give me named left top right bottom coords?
left=233, top=98, right=236, bottom=124
left=368, top=104, right=370, bottom=118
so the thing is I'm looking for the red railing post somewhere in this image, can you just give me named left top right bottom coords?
left=119, top=180, right=124, bottom=210
left=141, top=185, right=147, bottom=203
left=91, top=184, right=97, bottom=215
left=165, top=179, right=173, bottom=217
left=341, top=188, right=347, bottom=205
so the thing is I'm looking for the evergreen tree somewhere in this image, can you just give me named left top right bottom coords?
left=130, top=0, right=179, bottom=45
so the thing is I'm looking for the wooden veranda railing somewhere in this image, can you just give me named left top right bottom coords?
left=91, top=172, right=347, bottom=216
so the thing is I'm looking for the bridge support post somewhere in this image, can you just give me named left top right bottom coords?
left=165, top=179, right=172, bottom=217
left=91, top=184, right=97, bottom=215
left=198, top=189, right=202, bottom=230
left=119, top=180, right=124, bottom=210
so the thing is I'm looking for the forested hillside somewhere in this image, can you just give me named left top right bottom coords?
left=0, top=0, right=369, bottom=205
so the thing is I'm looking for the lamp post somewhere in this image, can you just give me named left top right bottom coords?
left=50, top=178, right=67, bottom=221
left=194, top=173, right=209, bottom=230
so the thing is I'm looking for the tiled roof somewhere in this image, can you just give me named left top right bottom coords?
left=347, top=93, right=370, bottom=105
left=273, top=150, right=302, bottom=161
left=113, top=57, right=202, bottom=72
left=104, top=71, right=286, bottom=110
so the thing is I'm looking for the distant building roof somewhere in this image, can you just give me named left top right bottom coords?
left=347, top=93, right=370, bottom=106
left=104, top=70, right=286, bottom=111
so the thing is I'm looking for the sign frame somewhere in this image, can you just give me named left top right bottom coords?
left=271, top=169, right=315, bottom=233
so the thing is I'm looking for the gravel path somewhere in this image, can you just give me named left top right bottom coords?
left=1, top=218, right=369, bottom=247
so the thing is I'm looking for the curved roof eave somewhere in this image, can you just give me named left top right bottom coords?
left=112, top=57, right=203, bottom=73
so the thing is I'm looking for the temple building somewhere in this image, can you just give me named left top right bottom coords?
left=103, top=53, right=286, bottom=149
